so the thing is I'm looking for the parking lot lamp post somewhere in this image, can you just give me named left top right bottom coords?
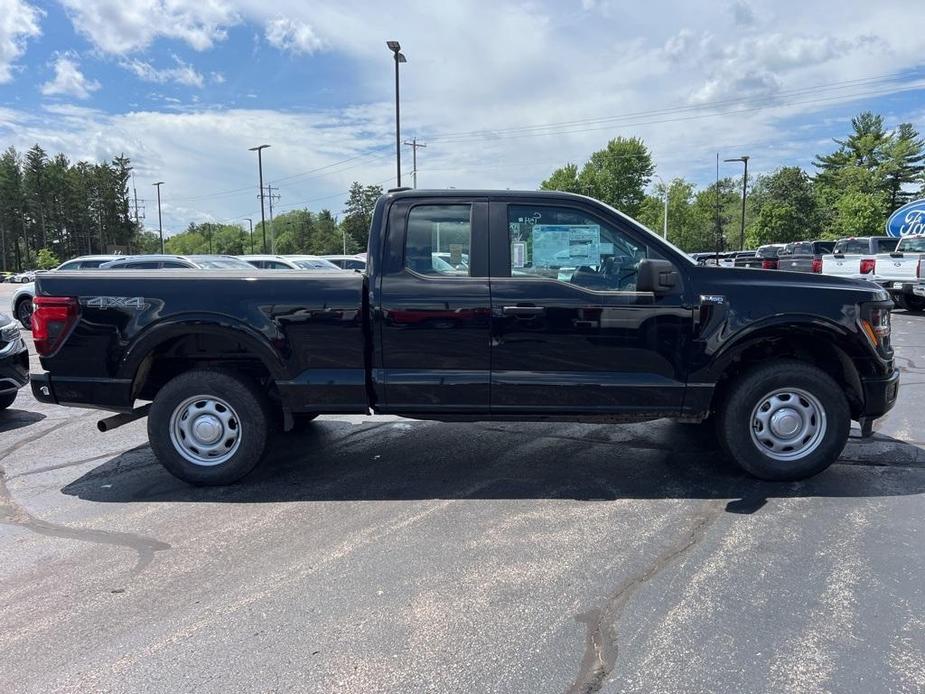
left=249, top=145, right=270, bottom=253
left=152, top=181, right=165, bottom=253
left=387, top=41, right=406, bottom=187
left=724, top=156, right=749, bottom=250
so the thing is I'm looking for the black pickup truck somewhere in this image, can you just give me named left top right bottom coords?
left=30, top=190, right=898, bottom=485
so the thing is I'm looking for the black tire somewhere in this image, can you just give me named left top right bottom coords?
left=0, top=391, right=16, bottom=410
left=148, top=369, right=271, bottom=485
left=903, top=295, right=925, bottom=312
left=15, top=297, right=32, bottom=329
left=893, top=294, right=908, bottom=311
left=717, top=360, right=850, bottom=481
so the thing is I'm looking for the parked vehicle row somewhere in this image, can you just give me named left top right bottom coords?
left=0, top=312, right=28, bottom=410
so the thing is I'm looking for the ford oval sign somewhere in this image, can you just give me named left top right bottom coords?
left=886, top=198, right=925, bottom=238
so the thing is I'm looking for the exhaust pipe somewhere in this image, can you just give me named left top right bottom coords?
left=97, top=404, right=151, bottom=433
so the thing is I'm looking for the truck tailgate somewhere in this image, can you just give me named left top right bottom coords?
left=821, top=254, right=866, bottom=279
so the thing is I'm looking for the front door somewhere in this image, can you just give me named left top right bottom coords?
left=488, top=198, right=692, bottom=415
left=376, top=198, right=491, bottom=414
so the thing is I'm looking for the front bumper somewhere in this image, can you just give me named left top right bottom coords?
left=860, top=368, right=900, bottom=419
left=0, top=344, right=29, bottom=395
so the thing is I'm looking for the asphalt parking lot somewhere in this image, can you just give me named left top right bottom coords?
left=0, top=282, right=923, bottom=694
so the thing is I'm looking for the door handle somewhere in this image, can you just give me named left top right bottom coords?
left=502, top=305, right=545, bottom=317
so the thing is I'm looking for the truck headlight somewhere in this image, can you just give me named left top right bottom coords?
left=861, top=303, right=891, bottom=349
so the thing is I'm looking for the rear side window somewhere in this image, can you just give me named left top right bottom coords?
left=833, top=239, right=869, bottom=254
left=875, top=239, right=899, bottom=253
left=344, top=259, right=366, bottom=270
left=812, top=241, right=834, bottom=254
left=404, top=205, right=471, bottom=276
left=58, top=261, right=82, bottom=270
left=265, top=261, right=291, bottom=269
left=123, top=261, right=161, bottom=269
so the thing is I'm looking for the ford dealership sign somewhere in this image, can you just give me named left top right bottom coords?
left=886, top=198, right=925, bottom=237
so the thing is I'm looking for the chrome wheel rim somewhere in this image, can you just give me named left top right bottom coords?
left=169, top=395, right=241, bottom=466
left=750, top=388, right=827, bottom=461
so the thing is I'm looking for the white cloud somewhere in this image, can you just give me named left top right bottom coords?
left=0, top=0, right=42, bottom=83
left=121, top=56, right=205, bottom=87
left=58, top=0, right=238, bottom=54
left=264, top=17, right=323, bottom=55
left=40, top=55, right=101, bottom=99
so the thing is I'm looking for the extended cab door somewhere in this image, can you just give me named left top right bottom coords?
left=488, top=197, right=692, bottom=415
left=375, top=197, right=491, bottom=413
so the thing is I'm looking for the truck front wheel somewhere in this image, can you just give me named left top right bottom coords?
left=717, top=360, right=850, bottom=481
left=148, top=369, right=271, bottom=485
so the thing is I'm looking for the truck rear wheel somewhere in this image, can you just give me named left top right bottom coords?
left=717, top=360, right=849, bottom=481
left=148, top=369, right=271, bottom=485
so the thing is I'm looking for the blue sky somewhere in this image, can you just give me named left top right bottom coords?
left=0, top=0, right=923, bottom=234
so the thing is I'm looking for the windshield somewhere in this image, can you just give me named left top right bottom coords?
left=292, top=258, right=340, bottom=270
left=193, top=258, right=253, bottom=269
left=898, top=236, right=925, bottom=252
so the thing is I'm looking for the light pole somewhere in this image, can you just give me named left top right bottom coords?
left=653, top=175, right=669, bottom=239
left=249, top=144, right=270, bottom=252
left=152, top=181, right=165, bottom=253
left=724, top=155, right=749, bottom=250
left=387, top=41, right=406, bottom=187
left=243, top=217, right=254, bottom=253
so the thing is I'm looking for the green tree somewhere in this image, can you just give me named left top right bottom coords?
left=35, top=248, right=60, bottom=269
left=341, top=182, right=382, bottom=253
left=880, top=123, right=924, bottom=210
left=814, top=167, right=888, bottom=238
left=636, top=178, right=709, bottom=251
left=691, top=178, right=741, bottom=251
left=814, top=112, right=890, bottom=176
left=747, top=167, right=821, bottom=246
left=542, top=138, right=655, bottom=217
left=0, top=147, right=25, bottom=270
left=540, top=163, right=581, bottom=194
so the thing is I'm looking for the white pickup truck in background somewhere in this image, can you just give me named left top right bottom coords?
left=874, top=235, right=925, bottom=311
left=821, top=236, right=899, bottom=280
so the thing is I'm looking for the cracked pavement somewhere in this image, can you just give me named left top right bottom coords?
left=0, top=284, right=923, bottom=693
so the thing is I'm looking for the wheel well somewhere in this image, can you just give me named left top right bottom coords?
left=132, top=332, right=275, bottom=404
left=14, top=294, right=31, bottom=309
left=710, top=331, right=865, bottom=419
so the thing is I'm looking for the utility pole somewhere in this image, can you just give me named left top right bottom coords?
left=153, top=181, right=165, bottom=253
left=387, top=41, right=407, bottom=187
left=263, top=184, right=280, bottom=254
left=243, top=218, right=254, bottom=253
left=249, top=144, right=271, bottom=252
left=724, top=155, right=750, bottom=250
left=403, top=139, right=427, bottom=189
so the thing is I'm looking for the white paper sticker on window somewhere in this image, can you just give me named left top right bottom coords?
left=511, top=242, right=525, bottom=268
left=532, top=224, right=601, bottom=267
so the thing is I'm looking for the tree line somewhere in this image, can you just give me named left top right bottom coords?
left=542, top=111, right=925, bottom=252
left=2, top=110, right=922, bottom=269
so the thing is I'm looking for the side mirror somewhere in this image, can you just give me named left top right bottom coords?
left=636, top=258, right=678, bottom=293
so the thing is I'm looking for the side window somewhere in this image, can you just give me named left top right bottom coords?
left=508, top=205, right=647, bottom=291
left=345, top=259, right=365, bottom=270
left=58, top=261, right=81, bottom=271
left=126, top=261, right=161, bottom=269
left=79, top=260, right=107, bottom=268
left=405, top=204, right=471, bottom=277
left=267, top=261, right=290, bottom=269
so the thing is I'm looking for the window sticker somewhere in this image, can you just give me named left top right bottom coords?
left=532, top=224, right=601, bottom=267
left=511, top=242, right=526, bottom=268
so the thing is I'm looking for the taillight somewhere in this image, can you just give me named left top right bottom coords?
left=32, top=296, right=79, bottom=357
left=761, top=259, right=778, bottom=269
left=860, top=258, right=876, bottom=275
left=811, top=258, right=823, bottom=273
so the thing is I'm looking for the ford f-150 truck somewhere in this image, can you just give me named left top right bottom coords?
left=821, top=236, right=899, bottom=279
left=30, top=190, right=899, bottom=485
left=873, top=235, right=925, bottom=311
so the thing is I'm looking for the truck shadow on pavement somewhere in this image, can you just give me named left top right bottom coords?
left=0, top=408, right=45, bottom=434
left=61, top=418, right=925, bottom=515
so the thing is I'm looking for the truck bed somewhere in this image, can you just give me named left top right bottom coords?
left=34, top=269, right=369, bottom=413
